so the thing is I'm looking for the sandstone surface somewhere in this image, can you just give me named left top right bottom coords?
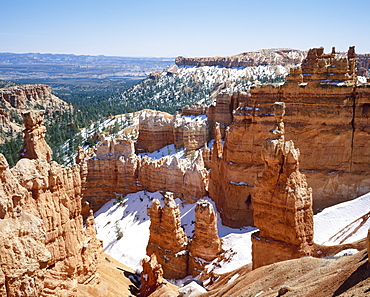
left=209, top=46, right=370, bottom=227
left=18, top=110, right=52, bottom=162
left=251, top=102, right=314, bottom=269
left=81, top=133, right=208, bottom=217
left=188, top=200, right=223, bottom=276
left=147, top=192, right=189, bottom=279
left=0, top=112, right=101, bottom=296
left=140, top=254, right=164, bottom=296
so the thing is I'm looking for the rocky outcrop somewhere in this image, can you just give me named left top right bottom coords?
left=367, top=229, right=370, bottom=265
left=208, top=46, right=370, bottom=227
left=0, top=112, right=101, bottom=296
left=136, top=109, right=210, bottom=153
left=251, top=102, right=314, bottom=269
left=81, top=134, right=209, bottom=216
left=147, top=193, right=189, bottom=279
left=173, top=113, right=209, bottom=151
left=175, top=49, right=306, bottom=68
left=136, top=110, right=175, bottom=153
left=18, top=110, right=52, bottom=162
left=147, top=196, right=223, bottom=279
left=140, top=254, right=165, bottom=297
left=0, top=84, right=72, bottom=143
left=188, top=200, right=223, bottom=276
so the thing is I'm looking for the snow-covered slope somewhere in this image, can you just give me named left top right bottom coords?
left=314, top=192, right=370, bottom=245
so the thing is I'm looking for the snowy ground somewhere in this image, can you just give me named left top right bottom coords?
left=94, top=188, right=370, bottom=276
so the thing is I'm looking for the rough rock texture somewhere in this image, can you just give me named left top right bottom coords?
left=251, top=102, right=314, bottom=269
left=0, top=84, right=72, bottom=143
left=208, top=97, right=268, bottom=227
left=0, top=113, right=101, bottom=296
left=139, top=254, right=165, bottom=297
left=0, top=212, right=51, bottom=297
left=81, top=135, right=208, bottom=217
left=136, top=109, right=210, bottom=153
left=147, top=192, right=189, bottom=279
left=209, top=46, right=370, bottom=227
left=18, top=110, right=52, bottom=162
left=188, top=200, right=223, bottom=276
left=136, top=110, right=175, bottom=153
left=173, top=113, right=209, bottom=151
left=175, top=49, right=306, bottom=68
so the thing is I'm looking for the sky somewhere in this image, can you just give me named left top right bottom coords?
left=1, top=0, right=370, bottom=58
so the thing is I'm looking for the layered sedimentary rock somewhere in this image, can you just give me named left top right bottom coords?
left=136, top=109, right=210, bottom=153
left=81, top=134, right=208, bottom=216
left=252, top=102, right=314, bottom=269
left=188, top=200, right=223, bottom=276
left=173, top=113, right=209, bottom=151
left=147, top=196, right=223, bottom=279
left=0, top=113, right=101, bottom=296
left=0, top=84, right=72, bottom=143
left=209, top=46, right=370, bottom=227
left=18, top=110, right=52, bottom=162
left=175, top=49, right=306, bottom=68
left=136, top=110, right=174, bottom=153
left=147, top=193, right=189, bottom=279
left=367, top=229, right=370, bottom=265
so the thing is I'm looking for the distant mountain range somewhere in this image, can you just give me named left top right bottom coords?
left=0, top=52, right=174, bottom=80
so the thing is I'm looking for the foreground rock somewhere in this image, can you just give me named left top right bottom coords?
left=252, top=102, right=314, bottom=269
left=0, top=112, right=101, bottom=296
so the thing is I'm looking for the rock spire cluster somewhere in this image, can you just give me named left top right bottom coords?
left=147, top=193, right=222, bottom=279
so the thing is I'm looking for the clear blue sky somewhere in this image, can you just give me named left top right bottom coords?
left=1, top=0, right=369, bottom=57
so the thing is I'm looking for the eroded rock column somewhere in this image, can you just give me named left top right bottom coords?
left=188, top=200, right=223, bottom=276
left=147, top=192, right=189, bottom=279
left=252, top=102, right=314, bottom=269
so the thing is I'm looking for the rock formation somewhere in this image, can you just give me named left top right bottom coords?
left=147, top=196, right=223, bottom=279
left=0, top=112, right=101, bottom=296
left=18, top=110, right=52, bottom=162
left=367, top=228, right=370, bottom=265
left=188, top=200, right=223, bottom=276
left=0, top=84, right=72, bottom=144
left=147, top=192, right=189, bottom=279
left=208, top=46, right=370, bottom=227
left=81, top=132, right=209, bottom=217
left=139, top=254, right=165, bottom=297
left=251, top=102, right=314, bottom=269
left=136, top=110, right=175, bottom=153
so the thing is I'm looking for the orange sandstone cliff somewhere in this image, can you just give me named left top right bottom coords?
left=0, top=111, right=101, bottom=297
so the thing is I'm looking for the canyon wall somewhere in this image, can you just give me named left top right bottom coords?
left=208, top=46, right=370, bottom=227
left=0, top=111, right=101, bottom=297
left=175, top=49, right=306, bottom=68
left=251, top=102, right=314, bottom=269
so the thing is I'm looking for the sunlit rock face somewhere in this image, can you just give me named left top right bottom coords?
left=0, top=112, right=101, bottom=297
left=252, top=102, right=314, bottom=269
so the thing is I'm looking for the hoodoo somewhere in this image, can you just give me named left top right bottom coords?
left=252, top=102, right=314, bottom=269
